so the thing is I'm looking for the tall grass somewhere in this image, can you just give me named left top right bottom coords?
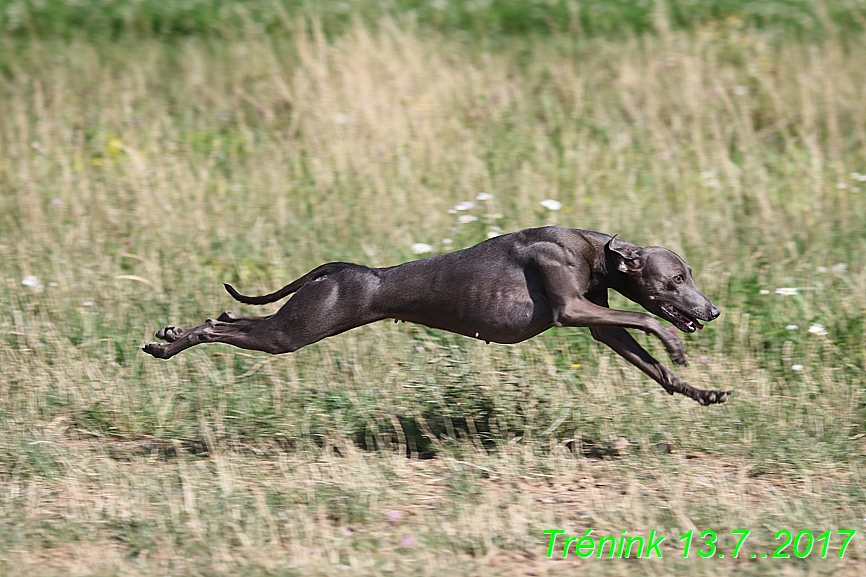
left=1, top=13, right=866, bottom=576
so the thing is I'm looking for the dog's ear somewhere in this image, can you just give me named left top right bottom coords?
left=605, top=235, right=644, bottom=274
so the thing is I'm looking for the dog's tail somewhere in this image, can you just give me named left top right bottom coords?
left=224, top=262, right=354, bottom=305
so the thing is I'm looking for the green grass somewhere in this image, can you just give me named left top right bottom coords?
left=0, top=0, right=864, bottom=41
left=1, top=6, right=866, bottom=576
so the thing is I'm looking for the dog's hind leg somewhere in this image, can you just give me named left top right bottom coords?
left=143, top=265, right=385, bottom=360
left=148, top=310, right=262, bottom=344
left=143, top=316, right=279, bottom=359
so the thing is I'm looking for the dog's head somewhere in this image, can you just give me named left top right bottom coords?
left=605, top=236, right=720, bottom=333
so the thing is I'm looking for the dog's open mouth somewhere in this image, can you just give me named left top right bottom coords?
left=660, top=302, right=704, bottom=333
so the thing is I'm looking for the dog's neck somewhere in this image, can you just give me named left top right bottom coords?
left=577, top=230, right=624, bottom=297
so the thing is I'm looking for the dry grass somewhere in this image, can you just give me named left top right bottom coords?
left=2, top=15, right=866, bottom=576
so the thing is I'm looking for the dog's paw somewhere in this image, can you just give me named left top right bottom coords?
left=156, top=325, right=184, bottom=342
left=697, top=389, right=733, bottom=405
left=142, top=342, right=169, bottom=359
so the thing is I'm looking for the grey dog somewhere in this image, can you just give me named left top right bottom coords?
left=143, top=226, right=731, bottom=405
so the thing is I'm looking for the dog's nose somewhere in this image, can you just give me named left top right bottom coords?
left=710, top=305, right=721, bottom=320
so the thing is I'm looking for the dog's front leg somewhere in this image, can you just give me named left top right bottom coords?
left=554, top=298, right=689, bottom=366
left=589, top=325, right=731, bottom=405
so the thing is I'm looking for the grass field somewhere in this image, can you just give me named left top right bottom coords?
left=2, top=3, right=866, bottom=575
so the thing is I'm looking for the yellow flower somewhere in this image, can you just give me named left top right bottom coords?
left=106, top=137, right=125, bottom=158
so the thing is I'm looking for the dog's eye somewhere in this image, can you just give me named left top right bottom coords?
left=673, top=275, right=684, bottom=283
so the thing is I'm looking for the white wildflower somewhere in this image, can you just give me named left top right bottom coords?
left=82, top=301, right=94, bottom=307
left=832, top=263, right=848, bottom=274
left=792, top=364, right=804, bottom=371
left=457, top=215, right=478, bottom=224
left=808, top=323, right=828, bottom=336
left=454, top=201, right=474, bottom=211
left=540, top=199, right=562, bottom=211
left=476, top=192, right=494, bottom=201
left=785, top=324, right=799, bottom=331
left=441, top=238, right=452, bottom=245
left=22, top=275, right=40, bottom=287
left=775, top=287, right=798, bottom=296
left=412, top=243, right=432, bottom=255
left=759, top=289, right=770, bottom=295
